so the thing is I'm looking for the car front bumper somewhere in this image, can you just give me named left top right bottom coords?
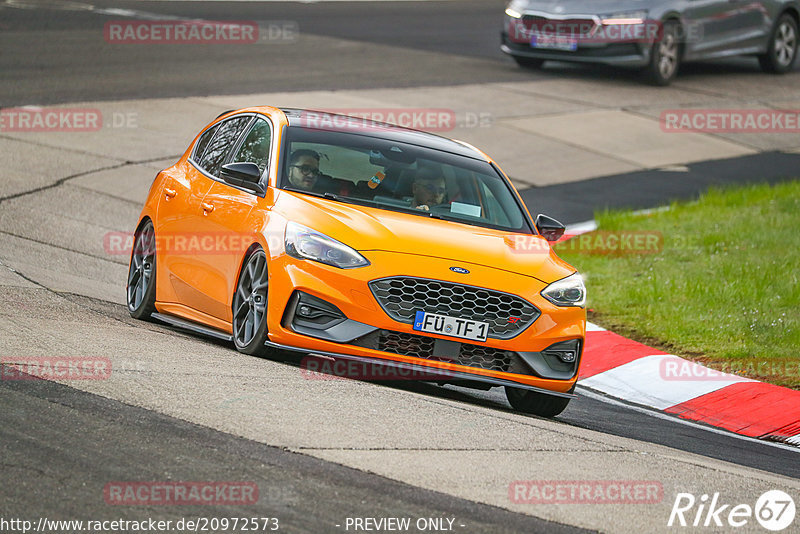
left=501, top=31, right=652, bottom=68
left=265, top=250, right=585, bottom=396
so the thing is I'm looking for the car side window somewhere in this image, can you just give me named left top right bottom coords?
left=197, top=116, right=252, bottom=177
left=231, top=118, right=271, bottom=175
left=193, top=124, right=219, bottom=162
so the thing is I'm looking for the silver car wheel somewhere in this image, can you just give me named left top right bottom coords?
left=127, top=221, right=155, bottom=312
left=233, top=250, right=268, bottom=348
left=658, top=32, right=678, bottom=79
left=775, top=20, right=797, bottom=67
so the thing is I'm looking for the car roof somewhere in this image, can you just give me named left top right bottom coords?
left=279, top=107, right=487, bottom=161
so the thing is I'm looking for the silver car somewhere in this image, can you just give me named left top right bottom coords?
left=501, top=0, right=799, bottom=85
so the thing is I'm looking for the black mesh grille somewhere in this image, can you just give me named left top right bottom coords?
left=368, top=277, right=539, bottom=339
left=459, top=343, right=513, bottom=371
left=378, top=331, right=435, bottom=360
left=351, top=330, right=513, bottom=373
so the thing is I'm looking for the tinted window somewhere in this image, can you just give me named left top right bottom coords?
left=197, top=116, right=251, bottom=177
left=193, top=124, right=218, bottom=162
left=231, top=118, right=271, bottom=174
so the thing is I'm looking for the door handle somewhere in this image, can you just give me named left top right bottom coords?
left=164, top=187, right=177, bottom=199
left=202, top=202, right=215, bottom=214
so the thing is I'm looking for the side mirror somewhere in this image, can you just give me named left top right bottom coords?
left=221, top=162, right=264, bottom=194
left=535, top=214, right=566, bottom=242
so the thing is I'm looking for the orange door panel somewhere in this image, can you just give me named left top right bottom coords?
left=191, top=180, right=259, bottom=321
left=155, top=162, right=215, bottom=309
left=184, top=115, right=274, bottom=321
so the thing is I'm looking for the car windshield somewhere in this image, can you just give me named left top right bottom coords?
left=280, top=126, right=532, bottom=233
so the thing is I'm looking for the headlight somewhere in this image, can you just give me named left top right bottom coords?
left=505, top=1, right=525, bottom=18
left=284, top=222, right=369, bottom=269
left=600, top=11, right=648, bottom=24
left=541, top=272, right=586, bottom=307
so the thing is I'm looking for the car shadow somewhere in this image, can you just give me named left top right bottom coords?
left=511, top=56, right=797, bottom=85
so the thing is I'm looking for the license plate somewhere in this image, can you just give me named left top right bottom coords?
left=413, top=311, right=488, bottom=342
left=531, top=34, right=578, bottom=51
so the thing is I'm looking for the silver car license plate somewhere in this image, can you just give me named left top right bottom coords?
left=531, top=34, right=578, bottom=51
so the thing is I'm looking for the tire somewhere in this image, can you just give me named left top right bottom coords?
left=758, top=14, right=798, bottom=74
left=127, top=220, right=157, bottom=320
left=505, top=386, right=572, bottom=417
left=514, top=56, right=546, bottom=69
left=232, top=248, right=271, bottom=356
left=644, top=21, right=681, bottom=86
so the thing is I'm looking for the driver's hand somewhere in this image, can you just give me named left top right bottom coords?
left=415, top=205, right=430, bottom=211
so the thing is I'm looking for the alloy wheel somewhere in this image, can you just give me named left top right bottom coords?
left=127, top=222, right=155, bottom=312
left=775, top=20, right=797, bottom=67
left=233, top=250, right=268, bottom=347
left=657, top=32, right=678, bottom=80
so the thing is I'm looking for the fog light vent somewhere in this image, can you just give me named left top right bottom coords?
left=542, top=339, right=582, bottom=364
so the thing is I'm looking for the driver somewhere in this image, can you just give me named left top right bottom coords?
left=287, top=149, right=321, bottom=191
left=411, top=168, right=447, bottom=211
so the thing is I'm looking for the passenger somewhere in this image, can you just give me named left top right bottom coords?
left=411, top=168, right=447, bottom=211
left=287, top=149, right=322, bottom=191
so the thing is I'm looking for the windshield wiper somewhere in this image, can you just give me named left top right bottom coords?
left=284, top=188, right=346, bottom=203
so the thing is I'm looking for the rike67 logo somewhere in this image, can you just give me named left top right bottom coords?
left=668, top=490, right=796, bottom=531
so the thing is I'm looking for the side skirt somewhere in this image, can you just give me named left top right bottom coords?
left=152, top=312, right=233, bottom=342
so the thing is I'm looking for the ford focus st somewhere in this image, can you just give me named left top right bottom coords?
left=127, top=107, right=586, bottom=417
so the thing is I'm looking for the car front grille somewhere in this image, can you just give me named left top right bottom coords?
left=351, top=329, right=513, bottom=373
left=368, top=277, right=539, bottom=339
left=522, top=15, right=597, bottom=38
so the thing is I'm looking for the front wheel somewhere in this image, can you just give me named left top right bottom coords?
left=127, top=220, right=157, bottom=320
left=759, top=14, right=798, bottom=74
left=643, top=21, right=681, bottom=86
left=505, top=386, right=572, bottom=417
left=232, top=248, right=270, bottom=356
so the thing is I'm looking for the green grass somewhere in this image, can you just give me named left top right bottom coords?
left=555, top=180, right=800, bottom=389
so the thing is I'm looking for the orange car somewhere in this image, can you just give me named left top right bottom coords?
left=127, top=107, right=586, bottom=417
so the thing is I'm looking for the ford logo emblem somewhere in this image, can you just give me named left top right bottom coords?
left=449, top=267, right=470, bottom=274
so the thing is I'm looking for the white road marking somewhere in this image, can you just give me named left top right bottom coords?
left=580, top=354, right=753, bottom=410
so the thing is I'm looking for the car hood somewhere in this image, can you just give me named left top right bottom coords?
left=515, top=0, right=654, bottom=16
left=275, top=191, right=574, bottom=284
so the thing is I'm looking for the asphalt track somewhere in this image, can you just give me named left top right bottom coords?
left=1, top=1, right=799, bottom=533
left=2, top=0, right=798, bottom=106
left=0, top=376, right=585, bottom=534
